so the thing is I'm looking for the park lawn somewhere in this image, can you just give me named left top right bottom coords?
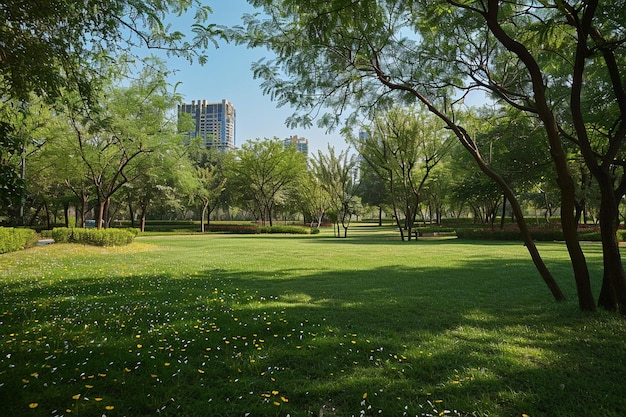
left=0, top=226, right=624, bottom=417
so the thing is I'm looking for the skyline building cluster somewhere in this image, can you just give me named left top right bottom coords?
left=178, top=99, right=309, bottom=157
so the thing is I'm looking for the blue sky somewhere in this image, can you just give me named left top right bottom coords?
left=160, top=0, right=347, bottom=155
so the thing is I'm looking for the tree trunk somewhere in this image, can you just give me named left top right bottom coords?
left=595, top=178, right=626, bottom=313
left=201, top=201, right=209, bottom=233
left=64, top=201, right=70, bottom=228
left=500, top=194, right=506, bottom=230
left=97, top=198, right=105, bottom=230
left=140, top=206, right=146, bottom=233
left=44, top=201, right=51, bottom=229
left=482, top=0, right=594, bottom=310
left=129, top=202, right=135, bottom=228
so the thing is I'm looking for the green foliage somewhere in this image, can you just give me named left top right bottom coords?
left=230, top=139, right=307, bottom=226
left=259, top=225, right=311, bottom=235
left=0, top=227, right=39, bottom=253
left=454, top=227, right=617, bottom=242
left=50, top=228, right=136, bottom=246
left=0, top=0, right=221, bottom=220
left=354, top=105, right=453, bottom=240
left=1, top=0, right=219, bottom=104
left=311, top=146, right=360, bottom=237
left=204, top=224, right=311, bottom=235
left=416, top=226, right=456, bottom=235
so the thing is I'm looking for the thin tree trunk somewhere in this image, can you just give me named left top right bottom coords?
left=595, top=179, right=626, bottom=313
left=500, top=194, right=506, bottom=230
left=64, top=202, right=70, bottom=228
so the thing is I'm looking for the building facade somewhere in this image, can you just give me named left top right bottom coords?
left=283, top=135, right=309, bottom=157
left=178, top=99, right=236, bottom=151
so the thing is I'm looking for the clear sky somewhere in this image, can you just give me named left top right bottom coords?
left=160, top=0, right=347, bottom=155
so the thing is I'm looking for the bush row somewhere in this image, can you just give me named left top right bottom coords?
left=205, top=224, right=314, bottom=235
left=0, top=227, right=39, bottom=254
left=455, top=228, right=626, bottom=242
left=50, top=228, right=138, bottom=246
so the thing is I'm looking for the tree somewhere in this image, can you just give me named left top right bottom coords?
left=311, top=146, right=360, bottom=238
left=0, top=0, right=221, bottom=209
left=194, top=166, right=227, bottom=232
left=238, top=0, right=567, bottom=302
left=230, top=139, right=306, bottom=226
left=185, top=143, right=231, bottom=230
left=61, top=60, right=183, bottom=229
left=353, top=106, right=452, bottom=240
left=293, top=170, right=332, bottom=228
left=424, top=0, right=626, bottom=312
left=357, top=159, right=390, bottom=227
left=124, top=141, right=190, bottom=232
left=0, top=100, right=55, bottom=224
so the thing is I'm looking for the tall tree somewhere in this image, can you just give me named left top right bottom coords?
left=230, top=138, right=306, bottom=226
left=186, top=143, right=231, bottom=230
left=194, top=165, right=227, bottom=232
left=353, top=106, right=452, bottom=240
left=311, top=146, right=360, bottom=238
left=0, top=0, right=220, bottom=212
left=357, top=159, right=390, bottom=227
left=63, top=59, right=183, bottom=228
left=293, top=170, right=332, bottom=228
left=428, top=0, right=626, bottom=312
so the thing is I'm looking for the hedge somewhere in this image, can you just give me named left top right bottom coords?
left=204, top=224, right=313, bottom=235
left=50, top=228, right=137, bottom=246
left=0, top=227, right=39, bottom=254
left=455, top=228, right=626, bottom=242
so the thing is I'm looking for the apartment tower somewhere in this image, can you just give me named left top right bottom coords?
left=178, top=99, right=236, bottom=151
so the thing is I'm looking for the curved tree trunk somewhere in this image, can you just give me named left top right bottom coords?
left=482, top=0, right=594, bottom=310
left=371, top=70, right=566, bottom=301
left=462, top=130, right=566, bottom=302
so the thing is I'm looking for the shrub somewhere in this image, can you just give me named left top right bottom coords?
left=50, top=228, right=136, bottom=246
left=416, top=226, right=456, bottom=234
left=206, top=224, right=262, bottom=234
left=455, top=227, right=611, bottom=242
left=50, top=228, right=73, bottom=243
left=456, top=229, right=506, bottom=240
left=205, top=224, right=312, bottom=235
left=0, top=227, right=39, bottom=254
left=259, top=225, right=312, bottom=234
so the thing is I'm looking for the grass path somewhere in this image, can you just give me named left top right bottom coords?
left=0, top=228, right=624, bottom=416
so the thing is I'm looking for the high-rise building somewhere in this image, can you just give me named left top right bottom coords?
left=283, top=135, right=309, bottom=156
left=178, top=99, right=236, bottom=151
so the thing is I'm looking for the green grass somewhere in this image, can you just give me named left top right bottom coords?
left=1, top=226, right=624, bottom=416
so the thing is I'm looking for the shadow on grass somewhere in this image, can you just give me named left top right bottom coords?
left=1, top=250, right=624, bottom=416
